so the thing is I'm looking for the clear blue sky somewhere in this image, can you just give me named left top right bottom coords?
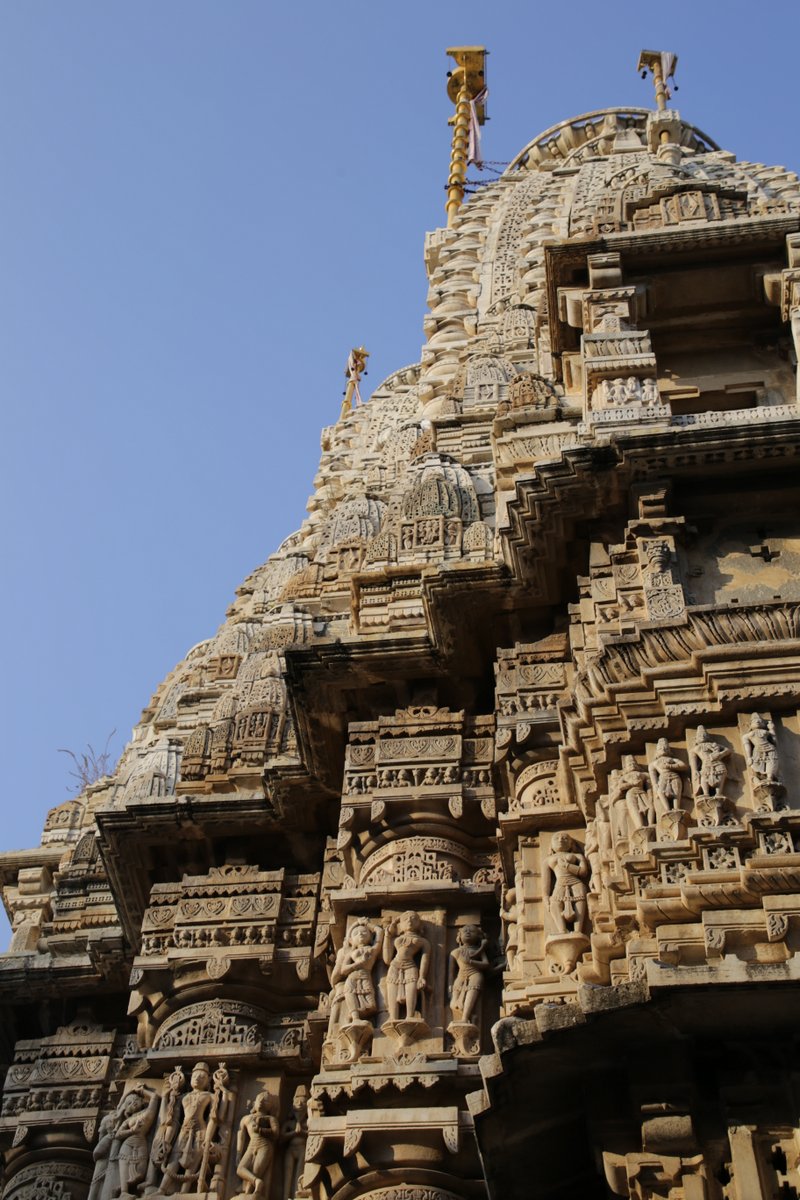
left=1, top=1, right=798, bottom=867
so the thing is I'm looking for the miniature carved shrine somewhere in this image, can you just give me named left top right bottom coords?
left=2, top=45, right=800, bottom=1200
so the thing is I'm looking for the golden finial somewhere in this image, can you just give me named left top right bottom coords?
left=340, top=347, right=369, bottom=419
left=638, top=50, right=678, bottom=113
left=445, top=46, right=487, bottom=228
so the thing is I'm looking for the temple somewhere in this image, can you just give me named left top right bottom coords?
left=2, top=46, right=800, bottom=1200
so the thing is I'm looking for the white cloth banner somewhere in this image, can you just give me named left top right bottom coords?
left=346, top=351, right=363, bottom=406
left=661, top=53, right=677, bottom=100
left=467, top=87, right=488, bottom=168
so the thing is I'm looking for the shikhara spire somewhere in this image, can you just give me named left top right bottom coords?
left=2, top=46, right=800, bottom=1200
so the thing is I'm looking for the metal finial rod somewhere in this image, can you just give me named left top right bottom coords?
left=340, top=347, right=369, bottom=419
left=445, top=46, right=487, bottom=228
left=638, top=50, right=678, bottom=114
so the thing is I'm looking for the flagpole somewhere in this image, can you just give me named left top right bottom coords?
left=445, top=47, right=487, bottom=228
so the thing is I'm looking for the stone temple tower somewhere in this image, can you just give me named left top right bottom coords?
left=2, top=47, right=800, bottom=1200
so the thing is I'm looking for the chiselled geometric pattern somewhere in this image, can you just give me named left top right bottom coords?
left=2, top=89, right=800, bottom=1200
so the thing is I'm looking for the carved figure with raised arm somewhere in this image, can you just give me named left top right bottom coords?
left=382, top=910, right=431, bottom=1021
left=449, top=923, right=491, bottom=1024
left=331, top=918, right=383, bottom=1022
left=116, top=1085, right=159, bottom=1199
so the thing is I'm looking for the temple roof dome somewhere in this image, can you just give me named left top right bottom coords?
left=505, top=107, right=719, bottom=173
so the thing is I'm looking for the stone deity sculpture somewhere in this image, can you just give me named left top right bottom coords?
left=649, top=739, right=687, bottom=813
left=234, top=1090, right=279, bottom=1197
left=115, top=1086, right=159, bottom=1199
left=160, top=1060, right=225, bottom=1193
left=144, top=1065, right=185, bottom=1190
left=691, top=726, right=729, bottom=798
left=544, top=834, right=589, bottom=935
left=742, top=714, right=781, bottom=786
left=330, top=919, right=383, bottom=1025
left=281, top=1084, right=309, bottom=1200
left=690, top=726, right=730, bottom=825
left=88, top=1111, right=119, bottom=1200
left=449, top=923, right=491, bottom=1024
left=501, top=886, right=518, bottom=972
left=382, top=910, right=431, bottom=1021
left=610, top=756, right=655, bottom=840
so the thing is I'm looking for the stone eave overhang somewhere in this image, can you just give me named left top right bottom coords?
left=501, top=416, right=800, bottom=589
left=0, top=846, right=67, bottom=895
left=95, top=793, right=285, bottom=948
left=470, top=977, right=800, bottom=1200
left=544, top=212, right=800, bottom=364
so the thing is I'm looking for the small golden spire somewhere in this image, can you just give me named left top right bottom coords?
left=638, top=50, right=678, bottom=113
left=445, top=46, right=487, bottom=228
left=340, top=347, right=369, bottom=419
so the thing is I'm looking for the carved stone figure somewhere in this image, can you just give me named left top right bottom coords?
left=382, top=910, right=431, bottom=1021
left=545, top=834, right=589, bottom=935
left=690, top=725, right=730, bottom=826
left=641, top=376, right=660, bottom=405
left=330, top=919, right=384, bottom=1023
left=116, top=1086, right=159, bottom=1199
left=742, top=713, right=781, bottom=786
left=144, top=1065, right=185, bottom=1189
left=449, top=923, right=491, bottom=1024
left=88, top=1111, right=118, bottom=1200
left=159, top=1060, right=228, bottom=1194
left=691, top=726, right=729, bottom=799
left=234, top=1090, right=279, bottom=1197
left=501, top=886, right=519, bottom=971
left=324, top=919, right=385, bottom=1063
left=644, top=540, right=671, bottom=576
left=280, top=1084, right=309, bottom=1200
left=649, top=739, right=686, bottom=812
left=610, top=756, right=655, bottom=839
left=585, top=818, right=601, bottom=892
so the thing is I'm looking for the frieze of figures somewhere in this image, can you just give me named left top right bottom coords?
left=321, top=909, right=499, bottom=1065
left=80, top=1065, right=310, bottom=1200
